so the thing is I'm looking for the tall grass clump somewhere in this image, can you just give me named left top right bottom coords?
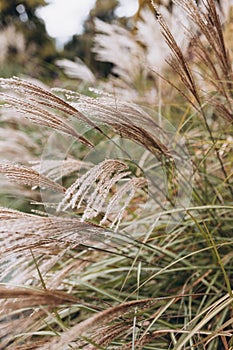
left=0, top=0, right=232, bottom=349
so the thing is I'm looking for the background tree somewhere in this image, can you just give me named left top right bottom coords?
left=0, top=0, right=57, bottom=79
left=63, top=0, right=119, bottom=78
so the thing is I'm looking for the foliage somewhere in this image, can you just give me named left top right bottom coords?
left=0, top=0, right=57, bottom=79
left=0, top=1, right=233, bottom=349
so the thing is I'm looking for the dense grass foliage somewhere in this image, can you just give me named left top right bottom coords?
left=0, top=1, right=232, bottom=349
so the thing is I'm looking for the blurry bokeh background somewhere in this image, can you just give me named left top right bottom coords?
left=0, top=0, right=140, bottom=81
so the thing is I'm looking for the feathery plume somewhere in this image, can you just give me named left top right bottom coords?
left=93, top=18, right=144, bottom=83
left=101, top=177, right=147, bottom=230
left=55, top=89, right=171, bottom=156
left=0, top=161, right=65, bottom=193
left=0, top=77, right=93, bottom=147
left=56, top=58, right=96, bottom=83
left=154, top=0, right=233, bottom=121
left=38, top=299, right=154, bottom=350
left=0, top=212, right=110, bottom=256
left=151, top=1, right=200, bottom=104
left=0, top=286, right=78, bottom=350
left=31, top=159, right=91, bottom=182
left=0, top=284, right=78, bottom=305
left=57, top=159, right=128, bottom=214
left=0, top=206, right=33, bottom=219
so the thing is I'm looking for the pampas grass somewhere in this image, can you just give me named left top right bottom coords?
left=0, top=0, right=232, bottom=349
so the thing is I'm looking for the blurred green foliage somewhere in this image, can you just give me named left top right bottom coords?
left=0, top=0, right=57, bottom=80
left=62, top=0, right=119, bottom=78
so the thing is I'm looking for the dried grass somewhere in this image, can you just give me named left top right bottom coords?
left=55, top=88, right=171, bottom=156
left=56, top=57, right=96, bottom=83
left=153, top=0, right=233, bottom=122
left=0, top=161, right=65, bottom=193
left=31, top=158, right=92, bottom=182
left=0, top=1, right=232, bottom=349
left=0, top=77, right=93, bottom=147
left=0, top=210, right=111, bottom=257
left=38, top=299, right=154, bottom=350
